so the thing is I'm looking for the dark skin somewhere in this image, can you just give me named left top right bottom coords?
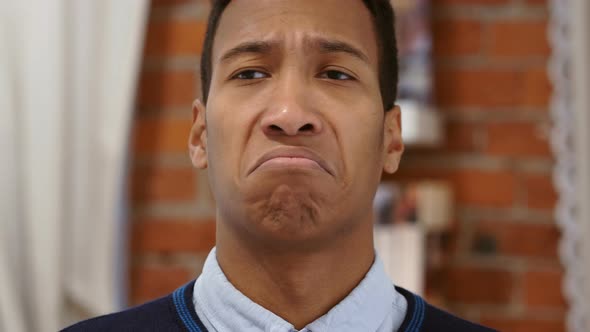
left=189, top=0, right=403, bottom=329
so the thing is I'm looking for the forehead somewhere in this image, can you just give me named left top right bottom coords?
left=212, top=0, right=379, bottom=64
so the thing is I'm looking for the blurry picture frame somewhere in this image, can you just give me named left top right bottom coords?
left=393, top=0, right=432, bottom=103
left=391, top=0, right=443, bottom=147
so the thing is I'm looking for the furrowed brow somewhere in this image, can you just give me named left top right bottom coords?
left=219, top=41, right=276, bottom=63
left=315, top=38, right=370, bottom=64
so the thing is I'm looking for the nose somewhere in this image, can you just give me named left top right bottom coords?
left=260, top=79, right=323, bottom=137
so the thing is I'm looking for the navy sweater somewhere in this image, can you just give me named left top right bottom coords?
left=62, top=280, right=497, bottom=332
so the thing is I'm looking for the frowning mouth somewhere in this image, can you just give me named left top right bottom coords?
left=248, top=147, right=333, bottom=176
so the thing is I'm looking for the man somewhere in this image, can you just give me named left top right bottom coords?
left=64, top=0, right=496, bottom=331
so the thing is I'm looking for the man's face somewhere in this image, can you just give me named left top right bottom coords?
left=191, top=0, right=403, bottom=247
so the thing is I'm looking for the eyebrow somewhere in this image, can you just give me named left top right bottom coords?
left=219, top=41, right=277, bottom=63
left=218, top=37, right=370, bottom=64
left=312, top=38, right=370, bottom=64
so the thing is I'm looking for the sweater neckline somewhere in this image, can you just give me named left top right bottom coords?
left=171, top=280, right=425, bottom=332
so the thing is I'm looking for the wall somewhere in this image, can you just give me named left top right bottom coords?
left=395, top=0, right=564, bottom=331
left=130, top=0, right=214, bottom=306
left=129, top=0, right=564, bottom=331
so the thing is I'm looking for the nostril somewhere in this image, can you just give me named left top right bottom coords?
left=299, top=123, right=314, bottom=132
left=269, top=124, right=283, bottom=132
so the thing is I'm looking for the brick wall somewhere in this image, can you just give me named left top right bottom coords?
left=130, top=0, right=565, bottom=331
left=130, top=0, right=214, bottom=305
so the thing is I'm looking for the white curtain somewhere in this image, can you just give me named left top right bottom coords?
left=0, top=1, right=149, bottom=331
left=570, top=0, right=590, bottom=330
left=550, top=0, right=590, bottom=330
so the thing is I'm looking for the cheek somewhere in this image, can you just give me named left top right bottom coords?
left=342, top=126, right=384, bottom=204
left=346, top=129, right=383, bottom=178
left=337, top=108, right=384, bottom=177
left=324, top=112, right=384, bottom=221
left=205, top=102, right=250, bottom=182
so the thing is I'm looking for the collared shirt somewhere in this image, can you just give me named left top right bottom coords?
left=193, top=247, right=408, bottom=332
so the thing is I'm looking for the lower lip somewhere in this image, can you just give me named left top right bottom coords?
left=256, top=157, right=325, bottom=173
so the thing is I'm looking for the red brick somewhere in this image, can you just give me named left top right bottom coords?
left=523, top=268, right=566, bottom=308
left=524, top=174, right=557, bottom=210
left=433, top=19, right=483, bottom=57
left=388, top=165, right=450, bottom=183
left=137, top=70, right=196, bottom=108
left=474, top=221, right=560, bottom=259
left=481, top=316, right=565, bottom=332
left=133, top=117, right=193, bottom=155
left=150, top=0, right=196, bottom=7
left=522, top=66, right=552, bottom=107
left=131, top=266, right=193, bottom=304
left=435, top=67, right=550, bottom=108
left=446, top=265, right=513, bottom=304
left=392, top=168, right=516, bottom=207
left=144, top=20, right=206, bottom=56
left=432, top=0, right=510, bottom=4
left=486, top=122, right=551, bottom=157
left=451, top=170, right=516, bottom=207
left=131, top=166, right=196, bottom=203
left=445, top=122, right=484, bottom=152
left=489, top=20, right=550, bottom=57
left=132, top=219, right=216, bottom=254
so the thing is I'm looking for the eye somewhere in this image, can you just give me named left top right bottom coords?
left=232, top=70, right=269, bottom=80
left=320, top=70, right=355, bottom=81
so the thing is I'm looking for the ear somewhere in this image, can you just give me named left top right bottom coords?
left=188, top=99, right=208, bottom=169
left=382, top=105, right=404, bottom=174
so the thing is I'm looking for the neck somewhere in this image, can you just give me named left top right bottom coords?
left=215, top=220, right=375, bottom=330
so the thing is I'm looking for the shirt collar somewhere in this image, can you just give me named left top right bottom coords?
left=193, top=247, right=406, bottom=332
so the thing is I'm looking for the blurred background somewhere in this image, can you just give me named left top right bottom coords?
left=1, top=0, right=589, bottom=331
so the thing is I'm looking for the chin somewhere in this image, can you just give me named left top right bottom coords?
left=220, top=177, right=358, bottom=248
left=242, top=184, right=327, bottom=240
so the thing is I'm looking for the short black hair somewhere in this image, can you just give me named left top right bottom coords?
left=200, top=0, right=398, bottom=111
